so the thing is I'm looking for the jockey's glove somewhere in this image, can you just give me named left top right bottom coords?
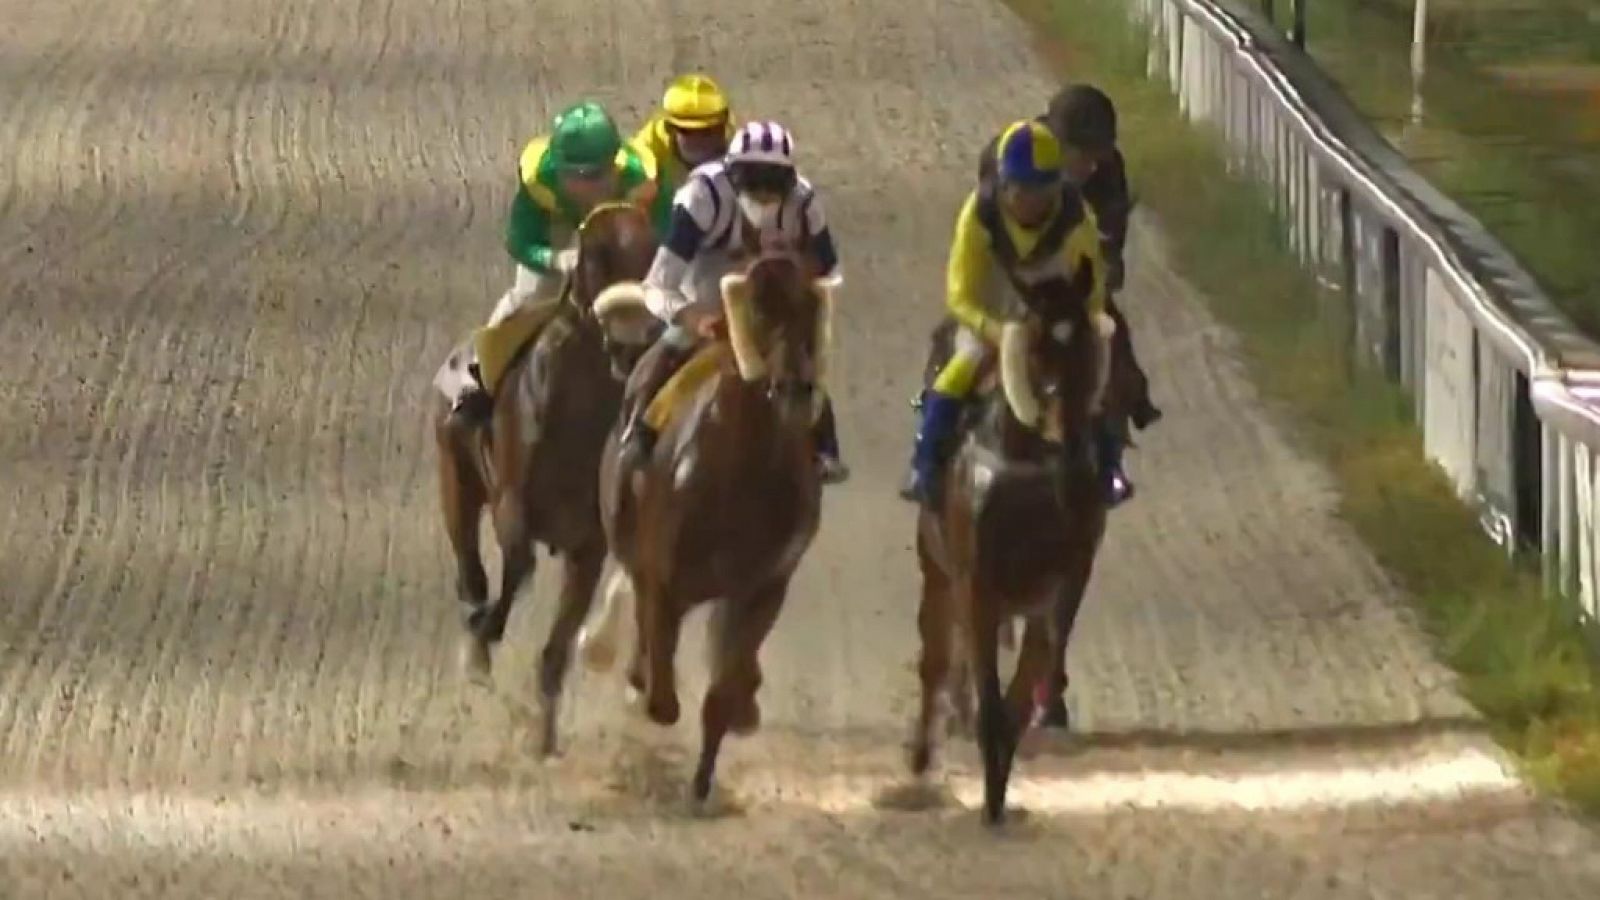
left=555, top=246, right=580, bottom=274
left=980, top=317, right=1007, bottom=345
left=645, top=284, right=689, bottom=324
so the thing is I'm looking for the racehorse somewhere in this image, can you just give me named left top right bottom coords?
left=593, top=250, right=833, bottom=806
left=908, top=282, right=1115, bottom=826
left=432, top=201, right=660, bottom=756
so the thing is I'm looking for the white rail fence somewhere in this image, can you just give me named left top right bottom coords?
left=1126, top=0, right=1600, bottom=624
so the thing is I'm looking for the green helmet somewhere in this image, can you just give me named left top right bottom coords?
left=549, top=101, right=622, bottom=176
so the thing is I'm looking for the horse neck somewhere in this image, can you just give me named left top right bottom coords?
left=716, top=370, right=812, bottom=475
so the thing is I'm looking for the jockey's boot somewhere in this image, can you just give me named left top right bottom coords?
left=617, top=341, right=694, bottom=464
left=1131, top=397, right=1163, bottom=431
left=449, top=362, right=494, bottom=428
left=813, top=395, right=851, bottom=485
left=1109, top=298, right=1163, bottom=432
left=899, top=389, right=963, bottom=506
left=1095, top=418, right=1134, bottom=508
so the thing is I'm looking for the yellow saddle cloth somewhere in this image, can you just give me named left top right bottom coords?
left=643, top=343, right=731, bottom=433
left=471, top=301, right=564, bottom=397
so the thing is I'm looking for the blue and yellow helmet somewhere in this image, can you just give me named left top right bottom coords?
left=995, top=120, right=1063, bottom=187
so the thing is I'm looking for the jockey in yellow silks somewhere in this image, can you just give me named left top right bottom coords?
left=902, top=119, right=1131, bottom=507
left=633, top=73, right=738, bottom=200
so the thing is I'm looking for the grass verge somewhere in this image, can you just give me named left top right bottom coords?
left=1011, top=0, right=1600, bottom=814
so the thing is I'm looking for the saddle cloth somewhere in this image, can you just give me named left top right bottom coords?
left=643, top=342, right=732, bottom=432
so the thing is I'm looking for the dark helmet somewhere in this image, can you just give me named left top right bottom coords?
left=1047, top=84, right=1117, bottom=154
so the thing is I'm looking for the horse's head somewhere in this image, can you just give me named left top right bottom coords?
left=718, top=251, right=835, bottom=429
left=995, top=278, right=1114, bottom=450
left=571, top=201, right=663, bottom=380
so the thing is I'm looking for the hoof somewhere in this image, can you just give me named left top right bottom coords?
left=579, top=625, right=619, bottom=673
left=458, top=633, right=492, bottom=686
left=624, top=684, right=648, bottom=714
left=538, top=697, right=562, bottom=758
left=647, top=691, right=681, bottom=726
left=1037, top=697, right=1070, bottom=730
left=909, top=741, right=933, bottom=776
left=690, top=768, right=715, bottom=809
left=1031, top=682, right=1070, bottom=730
left=726, top=697, right=761, bottom=736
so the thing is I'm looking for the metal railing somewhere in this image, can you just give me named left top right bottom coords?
left=1127, top=0, right=1600, bottom=623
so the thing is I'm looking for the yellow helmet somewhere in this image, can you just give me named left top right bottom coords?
left=662, top=73, right=730, bottom=130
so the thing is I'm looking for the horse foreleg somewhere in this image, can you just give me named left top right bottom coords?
left=1039, top=548, right=1099, bottom=730
left=910, top=566, right=954, bottom=776
left=642, top=580, right=684, bottom=727
left=966, top=588, right=1016, bottom=827
left=695, top=578, right=789, bottom=804
left=535, top=540, right=606, bottom=757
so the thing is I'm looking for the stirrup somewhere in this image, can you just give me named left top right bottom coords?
left=818, top=455, right=851, bottom=485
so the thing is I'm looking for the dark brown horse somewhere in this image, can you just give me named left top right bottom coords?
left=592, top=252, right=832, bottom=805
left=433, top=201, right=660, bottom=756
left=909, top=289, right=1114, bottom=825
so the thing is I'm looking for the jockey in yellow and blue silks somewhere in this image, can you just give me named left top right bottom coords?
left=902, top=119, right=1132, bottom=507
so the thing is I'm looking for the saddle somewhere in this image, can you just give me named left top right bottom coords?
left=470, top=299, right=567, bottom=397
left=642, top=342, right=732, bottom=433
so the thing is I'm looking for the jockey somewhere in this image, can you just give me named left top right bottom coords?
left=902, top=119, right=1123, bottom=507
left=450, top=100, right=670, bottom=425
left=617, top=120, right=850, bottom=484
left=980, top=84, right=1162, bottom=433
left=632, top=73, right=737, bottom=200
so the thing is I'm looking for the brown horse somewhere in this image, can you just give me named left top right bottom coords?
left=909, top=288, right=1114, bottom=826
left=915, top=306, right=1140, bottom=735
left=433, top=201, right=660, bottom=756
left=593, top=251, right=832, bottom=805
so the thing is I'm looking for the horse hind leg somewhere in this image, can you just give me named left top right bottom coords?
left=461, top=494, right=537, bottom=682
left=910, top=568, right=955, bottom=776
left=535, top=540, right=606, bottom=757
left=1039, top=548, right=1099, bottom=730
left=694, top=579, right=789, bottom=806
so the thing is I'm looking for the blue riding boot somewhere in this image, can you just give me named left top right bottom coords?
left=899, top=390, right=964, bottom=506
left=1095, top=419, right=1134, bottom=507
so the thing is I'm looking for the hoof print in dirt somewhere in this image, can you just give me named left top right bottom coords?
left=873, top=780, right=954, bottom=812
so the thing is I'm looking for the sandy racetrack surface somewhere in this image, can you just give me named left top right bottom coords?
left=5, top=0, right=1600, bottom=896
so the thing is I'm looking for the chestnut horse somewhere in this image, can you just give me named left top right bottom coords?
left=433, top=202, right=660, bottom=755
left=594, top=252, right=833, bottom=805
left=909, top=285, right=1114, bottom=825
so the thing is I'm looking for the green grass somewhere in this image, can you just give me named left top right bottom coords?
left=1315, top=0, right=1600, bottom=68
left=1016, top=0, right=1600, bottom=814
left=1253, top=0, right=1600, bottom=336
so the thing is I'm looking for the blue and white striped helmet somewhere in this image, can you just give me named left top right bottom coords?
left=727, top=120, right=796, bottom=168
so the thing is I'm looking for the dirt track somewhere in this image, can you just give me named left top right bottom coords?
left=5, top=0, right=1600, bottom=896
